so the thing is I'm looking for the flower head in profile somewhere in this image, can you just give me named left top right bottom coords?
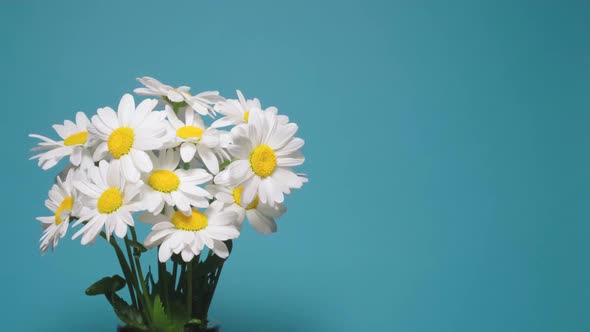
left=141, top=149, right=213, bottom=215
left=211, top=90, right=288, bottom=128
left=140, top=204, right=240, bottom=262
left=134, top=76, right=224, bottom=116
left=72, top=160, right=143, bottom=244
left=90, top=94, right=170, bottom=183
left=30, top=112, right=93, bottom=170
left=37, top=169, right=81, bottom=254
left=207, top=184, right=286, bottom=234
left=165, top=106, right=231, bottom=174
left=214, top=109, right=307, bottom=207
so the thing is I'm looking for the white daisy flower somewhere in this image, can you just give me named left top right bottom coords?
left=90, top=94, right=169, bottom=183
left=37, top=169, right=81, bottom=254
left=72, top=160, right=143, bottom=245
left=134, top=76, right=224, bottom=116
left=214, top=109, right=307, bottom=207
left=207, top=184, right=286, bottom=234
left=211, top=90, right=288, bottom=128
left=141, top=149, right=213, bottom=215
left=29, top=112, right=93, bottom=170
left=139, top=204, right=240, bottom=262
left=165, top=105, right=232, bottom=174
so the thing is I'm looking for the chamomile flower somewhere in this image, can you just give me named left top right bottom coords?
left=72, top=160, right=143, bottom=244
left=37, top=169, right=80, bottom=254
left=165, top=105, right=232, bottom=174
left=141, top=149, right=213, bottom=215
left=30, top=112, right=93, bottom=170
left=211, top=90, right=288, bottom=128
left=207, top=184, right=286, bottom=234
left=139, top=204, right=240, bottom=262
left=90, top=94, right=169, bottom=183
left=214, top=109, right=306, bottom=207
left=134, top=76, right=224, bottom=116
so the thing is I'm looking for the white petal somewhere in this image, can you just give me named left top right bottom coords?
left=276, top=137, right=304, bottom=156
left=158, top=241, right=173, bottom=262
left=178, top=168, right=213, bottom=184
left=114, top=219, right=128, bottom=238
left=205, top=225, right=240, bottom=240
left=181, top=248, right=194, bottom=262
left=70, top=148, right=82, bottom=166
left=74, top=180, right=102, bottom=198
left=121, top=155, right=140, bottom=183
left=106, top=160, right=121, bottom=187
left=227, top=160, right=251, bottom=181
left=93, top=142, right=109, bottom=161
left=269, top=123, right=298, bottom=150
left=135, top=98, right=158, bottom=118
left=197, top=145, right=219, bottom=174
left=247, top=209, right=277, bottom=234
left=179, top=184, right=211, bottom=198
left=211, top=240, right=229, bottom=258
left=117, top=209, right=135, bottom=226
left=277, top=157, right=304, bottom=167
left=167, top=90, right=184, bottom=103
left=211, top=116, right=236, bottom=128
left=97, top=107, right=119, bottom=129
left=171, top=191, right=191, bottom=214
left=165, top=105, right=184, bottom=128
left=180, top=142, right=197, bottom=162
left=131, top=149, right=153, bottom=173
left=118, top=94, right=135, bottom=126
left=241, top=177, right=260, bottom=206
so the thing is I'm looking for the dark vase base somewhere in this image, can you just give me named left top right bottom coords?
left=118, top=323, right=219, bottom=332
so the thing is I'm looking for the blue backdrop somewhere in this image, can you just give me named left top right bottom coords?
left=1, top=1, right=589, bottom=331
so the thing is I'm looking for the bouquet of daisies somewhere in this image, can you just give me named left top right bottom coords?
left=30, top=77, right=306, bottom=332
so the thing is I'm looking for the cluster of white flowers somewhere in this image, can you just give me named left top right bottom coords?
left=31, top=77, right=307, bottom=262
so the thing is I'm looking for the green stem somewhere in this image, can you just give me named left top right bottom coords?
left=130, top=227, right=153, bottom=315
left=100, top=232, right=136, bottom=307
left=123, top=236, right=139, bottom=310
left=187, top=260, right=193, bottom=317
left=204, top=263, right=224, bottom=319
left=172, top=261, right=178, bottom=292
left=158, top=260, right=169, bottom=312
left=177, top=261, right=186, bottom=293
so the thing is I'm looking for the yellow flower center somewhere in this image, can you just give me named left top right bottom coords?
left=54, top=196, right=74, bottom=225
left=171, top=210, right=208, bottom=231
left=232, top=186, right=259, bottom=210
left=97, top=188, right=123, bottom=214
left=176, top=125, right=204, bottom=139
left=250, top=145, right=277, bottom=177
left=148, top=170, right=180, bottom=193
left=243, top=111, right=250, bottom=122
left=64, top=131, right=89, bottom=146
left=108, top=127, right=134, bottom=159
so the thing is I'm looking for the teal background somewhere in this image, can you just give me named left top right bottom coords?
left=1, top=0, right=589, bottom=331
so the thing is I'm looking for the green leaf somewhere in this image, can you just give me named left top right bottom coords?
left=85, top=275, right=126, bottom=296
left=150, top=295, right=189, bottom=332
left=151, top=295, right=170, bottom=327
left=167, top=299, right=189, bottom=322
left=127, top=238, right=148, bottom=254
left=110, top=293, right=147, bottom=330
left=171, top=253, right=184, bottom=265
left=197, top=240, right=233, bottom=276
left=162, top=97, right=188, bottom=114
left=146, top=267, right=156, bottom=294
left=219, top=160, right=232, bottom=171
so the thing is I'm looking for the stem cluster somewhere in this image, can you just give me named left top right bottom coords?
left=92, top=229, right=231, bottom=332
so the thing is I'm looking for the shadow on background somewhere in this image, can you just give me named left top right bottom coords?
left=216, top=311, right=322, bottom=332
